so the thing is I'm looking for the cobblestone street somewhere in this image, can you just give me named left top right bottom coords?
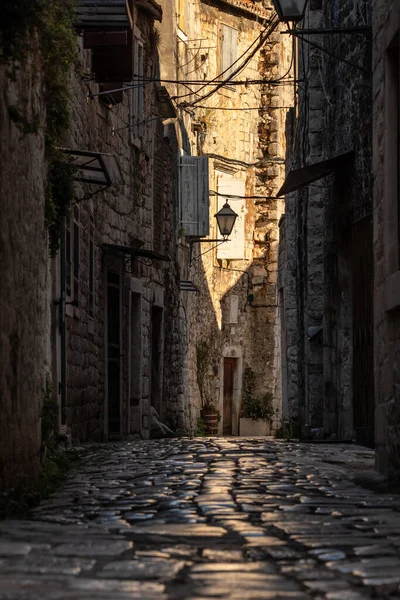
left=1, top=439, right=400, bottom=599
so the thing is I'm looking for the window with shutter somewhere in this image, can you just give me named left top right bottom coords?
left=73, top=206, right=80, bottom=304
left=89, top=216, right=95, bottom=317
left=179, top=156, right=210, bottom=237
left=75, top=0, right=133, bottom=30
left=177, top=0, right=185, bottom=32
left=132, top=33, right=144, bottom=140
left=217, top=178, right=246, bottom=260
left=220, top=24, right=238, bottom=79
left=153, top=126, right=164, bottom=254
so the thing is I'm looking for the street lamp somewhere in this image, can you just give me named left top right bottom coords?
left=189, top=201, right=238, bottom=263
left=271, top=0, right=308, bottom=22
left=272, top=0, right=370, bottom=38
left=215, top=202, right=238, bottom=239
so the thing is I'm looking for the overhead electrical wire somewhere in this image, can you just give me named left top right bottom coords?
left=187, top=105, right=293, bottom=110
left=184, top=44, right=294, bottom=113
left=88, top=75, right=296, bottom=100
left=175, top=19, right=277, bottom=100
left=209, top=190, right=280, bottom=200
left=171, top=24, right=271, bottom=102
left=178, top=17, right=280, bottom=108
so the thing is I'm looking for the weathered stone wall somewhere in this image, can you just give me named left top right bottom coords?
left=0, top=49, right=50, bottom=487
left=159, top=0, right=292, bottom=434
left=373, top=0, right=400, bottom=479
left=278, top=0, right=372, bottom=439
left=57, top=5, right=183, bottom=441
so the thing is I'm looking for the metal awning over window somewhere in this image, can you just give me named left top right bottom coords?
left=135, top=0, right=163, bottom=21
left=277, top=151, right=354, bottom=197
left=180, top=280, right=200, bottom=293
left=61, top=149, right=124, bottom=187
left=102, top=243, right=170, bottom=262
left=75, top=0, right=133, bottom=29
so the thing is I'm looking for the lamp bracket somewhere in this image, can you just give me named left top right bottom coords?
left=282, top=26, right=371, bottom=37
left=189, top=238, right=228, bottom=264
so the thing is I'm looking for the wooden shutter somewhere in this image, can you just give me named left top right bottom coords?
left=221, top=24, right=238, bottom=78
left=132, top=37, right=144, bottom=138
left=217, top=178, right=245, bottom=259
left=178, top=0, right=185, bottom=31
left=75, top=0, right=132, bottom=29
left=179, top=157, right=209, bottom=237
left=92, top=27, right=133, bottom=82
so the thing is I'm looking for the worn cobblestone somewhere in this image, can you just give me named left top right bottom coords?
left=1, top=439, right=399, bottom=599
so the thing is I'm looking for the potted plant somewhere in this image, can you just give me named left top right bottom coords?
left=239, top=367, right=275, bottom=436
left=200, top=400, right=219, bottom=435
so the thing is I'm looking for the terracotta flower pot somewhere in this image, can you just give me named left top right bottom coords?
left=201, top=408, right=218, bottom=435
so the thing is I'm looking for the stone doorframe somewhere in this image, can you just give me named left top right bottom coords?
left=219, top=346, right=243, bottom=435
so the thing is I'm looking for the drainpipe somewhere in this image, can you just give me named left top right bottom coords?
left=60, top=220, right=67, bottom=426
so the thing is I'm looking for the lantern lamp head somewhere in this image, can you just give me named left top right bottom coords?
left=270, top=0, right=308, bottom=22
left=215, top=202, right=238, bottom=239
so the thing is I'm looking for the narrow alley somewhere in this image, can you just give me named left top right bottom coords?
left=1, top=438, right=400, bottom=599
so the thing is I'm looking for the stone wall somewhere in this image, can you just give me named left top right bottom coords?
left=55, top=4, right=183, bottom=442
left=373, top=0, right=400, bottom=479
left=278, top=0, right=372, bottom=440
left=0, top=49, right=50, bottom=487
left=158, top=0, right=292, bottom=434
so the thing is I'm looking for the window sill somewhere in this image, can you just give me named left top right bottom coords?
left=384, top=270, right=400, bottom=312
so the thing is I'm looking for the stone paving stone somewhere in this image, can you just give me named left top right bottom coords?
left=54, top=540, right=133, bottom=556
left=0, top=542, right=32, bottom=555
left=100, top=558, right=186, bottom=580
left=0, top=439, right=398, bottom=599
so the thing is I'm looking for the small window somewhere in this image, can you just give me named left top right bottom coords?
left=132, top=34, right=144, bottom=139
left=220, top=24, right=238, bottom=79
left=66, top=219, right=72, bottom=298
left=73, top=206, right=80, bottom=304
left=179, top=156, right=210, bottom=237
left=153, top=130, right=164, bottom=254
left=89, top=216, right=95, bottom=317
left=178, top=0, right=185, bottom=32
left=386, top=33, right=400, bottom=269
left=217, top=178, right=245, bottom=260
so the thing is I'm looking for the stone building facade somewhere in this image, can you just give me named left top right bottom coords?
left=51, top=0, right=186, bottom=442
left=373, top=0, right=400, bottom=479
left=159, top=0, right=292, bottom=434
left=278, top=0, right=373, bottom=442
left=0, top=48, right=50, bottom=488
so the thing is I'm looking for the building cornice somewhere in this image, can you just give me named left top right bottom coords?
left=206, top=0, right=271, bottom=20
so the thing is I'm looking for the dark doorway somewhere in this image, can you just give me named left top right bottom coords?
left=352, top=213, right=374, bottom=447
left=151, top=306, right=164, bottom=417
left=223, top=358, right=235, bottom=435
left=130, top=293, right=142, bottom=433
left=107, top=268, right=121, bottom=435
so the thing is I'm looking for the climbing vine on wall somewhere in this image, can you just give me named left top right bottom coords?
left=1, top=0, right=77, bottom=254
left=196, top=341, right=210, bottom=407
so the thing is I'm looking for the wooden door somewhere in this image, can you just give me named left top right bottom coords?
left=223, top=358, right=235, bottom=435
left=107, top=268, right=121, bottom=435
left=352, top=213, right=374, bottom=446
